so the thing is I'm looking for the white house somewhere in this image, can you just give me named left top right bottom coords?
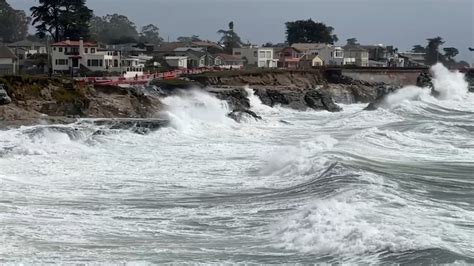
left=164, top=56, right=188, bottom=69
left=0, top=46, right=17, bottom=75
left=257, top=48, right=278, bottom=68
left=51, top=39, right=145, bottom=76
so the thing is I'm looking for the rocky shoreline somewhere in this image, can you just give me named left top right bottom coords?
left=1, top=69, right=472, bottom=129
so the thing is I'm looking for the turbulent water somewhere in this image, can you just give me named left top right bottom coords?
left=1, top=64, right=473, bottom=264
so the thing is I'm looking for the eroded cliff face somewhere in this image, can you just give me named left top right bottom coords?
left=0, top=76, right=163, bottom=126
left=188, top=69, right=382, bottom=105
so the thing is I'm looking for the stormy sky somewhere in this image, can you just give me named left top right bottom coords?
left=10, top=0, right=474, bottom=63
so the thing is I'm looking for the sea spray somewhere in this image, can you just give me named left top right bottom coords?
left=161, top=89, right=235, bottom=132
left=430, top=63, right=469, bottom=100
left=384, top=63, right=468, bottom=107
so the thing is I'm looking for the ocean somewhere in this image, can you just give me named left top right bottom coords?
left=1, top=64, right=473, bottom=264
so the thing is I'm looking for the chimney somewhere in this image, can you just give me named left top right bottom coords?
left=79, top=37, right=84, bottom=54
left=66, top=37, right=70, bottom=45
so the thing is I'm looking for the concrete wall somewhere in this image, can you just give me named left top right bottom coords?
left=341, top=68, right=424, bottom=86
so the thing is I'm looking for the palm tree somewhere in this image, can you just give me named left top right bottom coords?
left=217, top=21, right=242, bottom=54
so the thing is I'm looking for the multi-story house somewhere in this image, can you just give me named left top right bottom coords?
left=257, top=48, right=278, bottom=68
left=233, top=46, right=258, bottom=66
left=278, top=47, right=303, bottom=69
left=291, top=43, right=344, bottom=66
left=51, top=38, right=144, bottom=77
left=342, top=45, right=369, bottom=67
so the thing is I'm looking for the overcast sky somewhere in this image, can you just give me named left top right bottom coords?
left=9, top=0, right=474, bottom=62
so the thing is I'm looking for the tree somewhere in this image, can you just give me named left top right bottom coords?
left=411, top=45, right=426, bottom=53
left=346, top=38, right=358, bottom=45
left=425, top=36, right=445, bottom=65
left=139, top=24, right=163, bottom=44
left=285, top=19, right=338, bottom=45
left=31, top=0, right=93, bottom=42
left=443, top=47, right=459, bottom=60
left=90, top=14, right=139, bottom=44
left=217, top=21, right=243, bottom=54
left=0, top=0, right=30, bottom=42
left=177, top=35, right=202, bottom=43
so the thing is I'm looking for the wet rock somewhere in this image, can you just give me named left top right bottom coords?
left=0, top=85, right=12, bottom=105
left=304, top=90, right=342, bottom=112
left=228, top=109, right=262, bottom=122
left=91, top=119, right=170, bottom=134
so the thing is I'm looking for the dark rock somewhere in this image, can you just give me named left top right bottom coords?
left=209, top=88, right=250, bottom=110
left=0, top=85, right=12, bottom=105
left=91, top=119, right=170, bottom=134
left=305, top=90, right=342, bottom=112
left=228, top=109, right=262, bottom=122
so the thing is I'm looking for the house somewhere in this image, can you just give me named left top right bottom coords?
left=164, top=56, right=188, bottom=68
left=0, top=46, right=17, bottom=75
left=51, top=38, right=145, bottom=77
left=233, top=46, right=258, bottom=66
left=342, top=45, right=369, bottom=67
left=398, top=52, right=427, bottom=67
left=214, top=54, right=243, bottom=69
left=174, top=47, right=213, bottom=68
left=232, top=46, right=279, bottom=68
left=278, top=47, right=303, bottom=69
left=257, top=48, right=278, bottom=68
left=299, top=54, right=324, bottom=68
left=7, top=40, right=47, bottom=60
left=361, top=44, right=398, bottom=67
left=291, top=43, right=344, bottom=66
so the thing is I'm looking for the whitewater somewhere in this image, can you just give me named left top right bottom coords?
left=1, top=64, right=473, bottom=264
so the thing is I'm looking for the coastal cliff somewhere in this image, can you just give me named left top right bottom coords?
left=0, top=76, right=162, bottom=127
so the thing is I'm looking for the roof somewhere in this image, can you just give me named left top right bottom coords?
left=7, top=40, right=46, bottom=48
left=174, top=47, right=204, bottom=52
left=291, top=43, right=331, bottom=51
left=215, top=53, right=243, bottom=62
left=52, top=40, right=97, bottom=47
left=191, top=41, right=223, bottom=50
left=0, top=46, right=17, bottom=59
left=155, top=42, right=187, bottom=52
left=343, top=44, right=368, bottom=52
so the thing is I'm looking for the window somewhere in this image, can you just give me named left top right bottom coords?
left=91, top=48, right=96, bottom=53
left=58, top=47, right=63, bottom=53
left=253, top=51, right=258, bottom=57
left=266, top=51, right=272, bottom=58
left=55, top=59, right=68, bottom=65
left=259, top=51, right=265, bottom=58
left=53, top=47, right=56, bottom=51
left=87, top=59, right=103, bottom=67
left=85, top=48, right=89, bottom=53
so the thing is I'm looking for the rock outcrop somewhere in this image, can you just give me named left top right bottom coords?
left=0, top=85, right=12, bottom=105
left=0, top=76, right=163, bottom=127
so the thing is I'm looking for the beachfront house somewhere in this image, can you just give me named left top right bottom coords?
left=164, top=56, right=188, bottom=69
left=214, top=53, right=244, bottom=69
left=299, top=54, right=324, bottom=68
left=257, top=48, right=278, bottom=68
left=343, top=44, right=369, bottom=67
left=0, top=46, right=17, bottom=75
left=51, top=39, right=145, bottom=77
left=233, top=46, right=258, bottom=66
left=278, top=47, right=303, bottom=69
left=291, top=43, right=344, bottom=66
